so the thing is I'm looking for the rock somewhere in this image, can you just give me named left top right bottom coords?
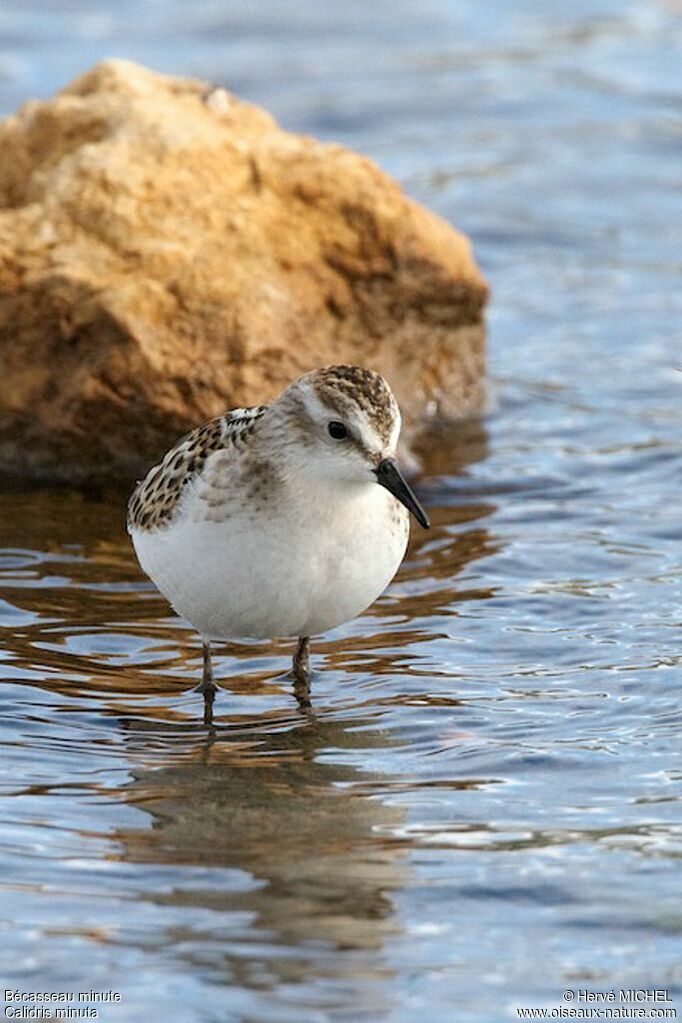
left=0, top=60, right=488, bottom=482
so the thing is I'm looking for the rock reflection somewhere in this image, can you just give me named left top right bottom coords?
left=113, top=711, right=408, bottom=984
left=410, top=417, right=489, bottom=478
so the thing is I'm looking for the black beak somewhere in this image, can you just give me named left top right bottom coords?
left=374, top=458, right=430, bottom=529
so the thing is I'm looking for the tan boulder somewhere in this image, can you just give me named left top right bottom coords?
left=0, top=59, right=488, bottom=482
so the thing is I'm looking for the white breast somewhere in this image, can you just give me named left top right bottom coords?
left=131, top=477, right=409, bottom=641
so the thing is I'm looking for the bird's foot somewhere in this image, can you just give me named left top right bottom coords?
left=292, top=672, right=312, bottom=709
left=194, top=641, right=217, bottom=725
left=193, top=676, right=217, bottom=695
left=291, top=636, right=312, bottom=709
left=193, top=678, right=217, bottom=725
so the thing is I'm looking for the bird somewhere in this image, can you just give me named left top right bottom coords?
left=127, top=365, right=430, bottom=721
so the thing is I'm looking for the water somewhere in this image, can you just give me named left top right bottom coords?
left=1, top=1, right=681, bottom=1020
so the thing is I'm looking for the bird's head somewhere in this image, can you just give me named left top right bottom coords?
left=266, top=365, right=430, bottom=528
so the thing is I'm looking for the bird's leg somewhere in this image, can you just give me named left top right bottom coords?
left=293, top=636, right=310, bottom=681
left=292, top=636, right=311, bottom=708
left=194, top=640, right=217, bottom=725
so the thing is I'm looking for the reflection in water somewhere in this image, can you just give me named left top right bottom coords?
left=410, top=418, right=489, bottom=479
left=115, top=713, right=408, bottom=969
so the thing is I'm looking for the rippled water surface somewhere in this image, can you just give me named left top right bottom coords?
left=1, top=1, right=681, bottom=1020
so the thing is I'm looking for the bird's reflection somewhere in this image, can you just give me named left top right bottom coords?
left=111, top=709, right=408, bottom=986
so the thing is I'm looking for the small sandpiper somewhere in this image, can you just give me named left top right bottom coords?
left=127, top=365, right=429, bottom=721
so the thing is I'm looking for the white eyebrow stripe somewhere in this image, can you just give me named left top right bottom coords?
left=356, top=419, right=384, bottom=453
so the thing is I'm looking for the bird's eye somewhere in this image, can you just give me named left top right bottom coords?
left=327, top=421, right=348, bottom=440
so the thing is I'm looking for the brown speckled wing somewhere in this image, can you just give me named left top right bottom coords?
left=127, top=406, right=267, bottom=532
